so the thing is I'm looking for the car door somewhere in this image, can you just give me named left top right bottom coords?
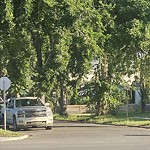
left=6, top=99, right=14, bottom=124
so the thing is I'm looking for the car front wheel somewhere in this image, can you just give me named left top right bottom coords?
left=45, top=126, right=52, bottom=130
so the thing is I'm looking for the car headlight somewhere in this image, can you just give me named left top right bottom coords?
left=18, top=110, right=25, bottom=118
left=46, top=109, right=52, bottom=116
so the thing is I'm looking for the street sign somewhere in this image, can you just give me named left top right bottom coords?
left=0, top=77, right=11, bottom=91
left=0, top=77, right=11, bottom=131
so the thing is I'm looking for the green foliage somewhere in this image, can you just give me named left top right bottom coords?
left=0, top=0, right=149, bottom=115
left=110, top=0, right=150, bottom=112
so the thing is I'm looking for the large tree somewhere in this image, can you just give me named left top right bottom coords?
left=109, top=0, right=150, bottom=112
left=1, top=0, right=149, bottom=115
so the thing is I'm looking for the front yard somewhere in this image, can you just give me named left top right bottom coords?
left=54, top=111, right=150, bottom=127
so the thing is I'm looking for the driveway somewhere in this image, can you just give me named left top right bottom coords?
left=1, top=121, right=150, bottom=150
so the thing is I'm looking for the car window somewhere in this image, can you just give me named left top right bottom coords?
left=16, top=99, right=44, bottom=107
left=7, top=100, right=14, bottom=108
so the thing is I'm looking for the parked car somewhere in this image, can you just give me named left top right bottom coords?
left=1, top=97, right=53, bottom=130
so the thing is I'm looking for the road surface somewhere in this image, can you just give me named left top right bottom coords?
left=1, top=121, right=150, bottom=150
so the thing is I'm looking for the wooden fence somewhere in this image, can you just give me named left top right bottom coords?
left=66, top=105, right=87, bottom=114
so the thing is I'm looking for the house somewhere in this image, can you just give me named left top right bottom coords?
left=123, top=74, right=141, bottom=104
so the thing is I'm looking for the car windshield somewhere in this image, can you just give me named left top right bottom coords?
left=16, top=98, right=44, bottom=107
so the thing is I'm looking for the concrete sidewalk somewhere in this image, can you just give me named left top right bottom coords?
left=0, top=134, right=28, bottom=142
left=130, top=116, right=150, bottom=120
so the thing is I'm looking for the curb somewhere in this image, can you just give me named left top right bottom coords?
left=0, top=135, right=28, bottom=142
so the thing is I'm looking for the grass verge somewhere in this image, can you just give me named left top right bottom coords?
left=54, top=111, right=150, bottom=127
left=0, top=129, right=23, bottom=137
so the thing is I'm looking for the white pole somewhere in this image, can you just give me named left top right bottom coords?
left=3, top=80, right=6, bottom=131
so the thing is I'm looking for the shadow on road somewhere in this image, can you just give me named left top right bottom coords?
left=125, top=134, right=150, bottom=136
left=53, top=120, right=108, bottom=128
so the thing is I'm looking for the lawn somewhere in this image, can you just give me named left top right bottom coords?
left=54, top=111, right=150, bottom=127
left=0, top=129, right=23, bottom=137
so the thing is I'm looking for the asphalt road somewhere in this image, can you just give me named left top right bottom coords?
left=1, top=121, right=150, bottom=150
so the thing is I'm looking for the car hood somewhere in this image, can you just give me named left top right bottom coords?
left=17, top=106, right=46, bottom=111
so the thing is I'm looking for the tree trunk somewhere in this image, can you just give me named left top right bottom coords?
left=31, top=31, right=44, bottom=96
left=95, top=55, right=108, bottom=116
left=96, top=99, right=101, bottom=116
left=140, top=60, right=146, bottom=113
left=141, top=87, right=146, bottom=113
left=58, top=81, right=67, bottom=115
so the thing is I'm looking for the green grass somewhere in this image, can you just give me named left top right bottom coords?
left=54, top=111, right=150, bottom=127
left=0, top=129, right=23, bottom=137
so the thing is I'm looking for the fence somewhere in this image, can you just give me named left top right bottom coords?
left=66, top=104, right=150, bottom=114
left=66, top=105, right=87, bottom=114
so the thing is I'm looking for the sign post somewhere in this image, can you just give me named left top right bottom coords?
left=0, top=77, right=11, bottom=131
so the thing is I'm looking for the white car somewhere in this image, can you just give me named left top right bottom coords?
left=1, top=97, right=53, bottom=130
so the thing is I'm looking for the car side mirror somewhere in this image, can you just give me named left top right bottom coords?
left=45, top=103, right=50, bottom=107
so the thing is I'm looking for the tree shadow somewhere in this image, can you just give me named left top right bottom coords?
left=125, top=134, right=150, bottom=136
